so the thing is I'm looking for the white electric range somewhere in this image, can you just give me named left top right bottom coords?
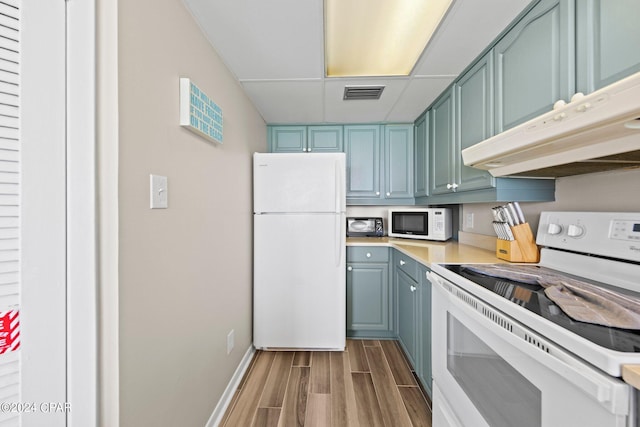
left=429, top=211, right=640, bottom=427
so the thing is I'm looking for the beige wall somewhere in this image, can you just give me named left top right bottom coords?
left=461, top=168, right=640, bottom=237
left=97, top=0, right=120, bottom=425
left=117, top=0, right=266, bottom=425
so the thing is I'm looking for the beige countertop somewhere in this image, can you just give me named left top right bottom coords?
left=622, top=366, right=640, bottom=390
left=347, top=236, right=501, bottom=267
left=349, top=236, right=640, bottom=390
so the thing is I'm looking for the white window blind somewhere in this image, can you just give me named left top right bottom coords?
left=0, top=1, right=19, bottom=425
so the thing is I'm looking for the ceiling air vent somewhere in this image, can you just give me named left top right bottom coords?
left=343, top=85, right=385, bottom=100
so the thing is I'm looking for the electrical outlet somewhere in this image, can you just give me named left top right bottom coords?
left=465, top=213, right=474, bottom=229
left=227, top=330, right=234, bottom=355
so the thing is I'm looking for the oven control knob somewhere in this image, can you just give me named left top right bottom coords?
left=567, top=224, right=585, bottom=238
left=547, top=223, right=563, bottom=235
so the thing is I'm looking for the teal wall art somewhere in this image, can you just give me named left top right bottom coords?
left=179, top=77, right=223, bottom=144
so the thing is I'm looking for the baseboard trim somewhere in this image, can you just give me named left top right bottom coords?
left=206, top=344, right=256, bottom=427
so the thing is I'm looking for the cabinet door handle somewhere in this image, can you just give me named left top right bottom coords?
left=366, top=252, right=371, bottom=258
left=347, top=266, right=352, bottom=271
left=446, top=183, right=453, bottom=189
left=400, top=260, right=406, bottom=266
left=308, top=147, right=312, bottom=152
left=376, top=191, right=380, bottom=196
left=386, top=192, right=390, bottom=196
left=410, top=286, right=417, bottom=292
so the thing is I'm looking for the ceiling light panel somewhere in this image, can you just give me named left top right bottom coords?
left=325, top=0, right=453, bottom=77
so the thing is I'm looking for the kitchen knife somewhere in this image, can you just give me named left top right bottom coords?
left=491, top=207, right=500, bottom=222
left=504, top=223, right=515, bottom=240
left=502, top=206, right=515, bottom=226
left=507, top=203, right=521, bottom=225
left=493, top=221, right=504, bottom=239
left=513, top=201, right=526, bottom=224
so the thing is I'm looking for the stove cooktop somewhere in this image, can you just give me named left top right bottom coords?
left=443, top=264, right=640, bottom=353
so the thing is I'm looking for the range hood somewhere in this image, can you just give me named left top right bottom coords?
left=462, top=71, right=640, bottom=177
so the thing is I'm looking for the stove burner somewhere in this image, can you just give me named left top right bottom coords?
left=443, top=264, right=640, bottom=353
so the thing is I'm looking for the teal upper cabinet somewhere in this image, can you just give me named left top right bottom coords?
left=384, top=125, right=414, bottom=200
left=429, top=87, right=455, bottom=196
left=413, top=114, right=428, bottom=198
left=269, top=123, right=415, bottom=205
left=269, top=125, right=343, bottom=153
left=455, top=52, right=496, bottom=192
left=576, top=0, right=640, bottom=93
left=269, top=126, right=307, bottom=152
left=345, top=124, right=415, bottom=205
left=344, top=125, right=381, bottom=200
left=307, top=125, right=344, bottom=152
left=422, top=68, right=555, bottom=204
left=429, top=60, right=496, bottom=198
left=494, top=0, right=575, bottom=133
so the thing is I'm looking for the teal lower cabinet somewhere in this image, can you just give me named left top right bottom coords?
left=346, top=246, right=433, bottom=397
left=416, top=264, right=433, bottom=397
left=346, top=247, right=394, bottom=338
left=394, top=250, right=433, bottom=398
left=395, top=266, right=419, bottom=368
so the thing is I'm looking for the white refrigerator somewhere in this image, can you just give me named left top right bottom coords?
left=253, top=152, right=346, bottom=350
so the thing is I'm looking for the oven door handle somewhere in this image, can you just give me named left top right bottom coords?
left=429, top=272, right=630, bottom=415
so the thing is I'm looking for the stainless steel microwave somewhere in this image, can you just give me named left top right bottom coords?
left=388, top=208, right=452, bottom=241
left=346, top=217, right=384, bottom=237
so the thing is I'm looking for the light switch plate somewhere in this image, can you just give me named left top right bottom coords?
left=150, top=174, right=168, bottom=209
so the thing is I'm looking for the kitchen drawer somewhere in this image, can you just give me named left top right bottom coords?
left=347, top=247, right=389, bottom=263
left=394, top=250, right=419, bottom=281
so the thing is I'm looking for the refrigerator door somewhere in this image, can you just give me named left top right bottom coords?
left=254, top=213, right=346, bottom=350
left=254, top=152, right=345, bottom=214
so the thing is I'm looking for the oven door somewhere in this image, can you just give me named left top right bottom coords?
left=429, top=272, right=633, bottom=427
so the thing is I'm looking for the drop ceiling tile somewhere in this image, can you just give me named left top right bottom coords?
left=323, top=79, right=409, bottom=123
left=184, top=0, right=324, bottom=80
left=183, top=0, right=533, bottom=125
left=242, top=80, right=324, bottom=124
left=414, top=0, right=531, bottom=76
left=385, top=77, right=455, bottom=122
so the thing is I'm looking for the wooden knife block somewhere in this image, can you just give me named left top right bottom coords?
left=496, top=223, right=540, bottom=263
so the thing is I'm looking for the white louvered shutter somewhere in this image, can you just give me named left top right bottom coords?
left=0, top=1, right=20, bottom=426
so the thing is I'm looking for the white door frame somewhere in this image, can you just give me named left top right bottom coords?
left=21, top=2, right=67, bottom=426
left=66, top=0, right=97, bottom=426
left=21, top=1, right=97, bottom=426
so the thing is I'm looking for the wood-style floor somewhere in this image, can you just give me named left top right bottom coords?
left=220, top=339, right=432, bottom=427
